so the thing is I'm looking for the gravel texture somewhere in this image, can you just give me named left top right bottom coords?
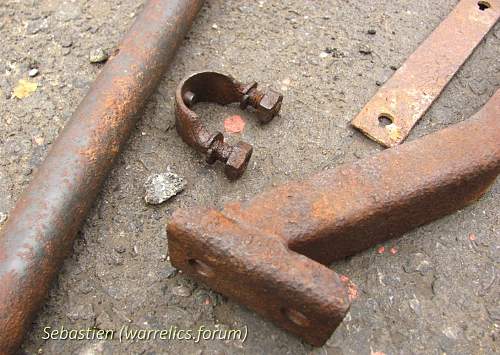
left=0, top=0, right=499, bottom=354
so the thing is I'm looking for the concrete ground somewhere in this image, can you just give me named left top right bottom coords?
left=1, top=0, right=499, bottom=354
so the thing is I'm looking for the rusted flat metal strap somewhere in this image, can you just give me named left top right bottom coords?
left=168, top=91, right=500, bottom=346
left=351, top=0, right=500, bottom=147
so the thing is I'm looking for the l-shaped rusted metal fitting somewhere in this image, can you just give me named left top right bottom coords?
left=168, top=90, right=500, bottom=346
left=175, top=71, right=283, bottom=179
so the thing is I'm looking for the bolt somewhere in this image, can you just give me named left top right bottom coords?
left=207, top=138, right=253, bottom=180
left=240, top=85, right=283, bottom=123
left=225, top=142, right=253, bottom=179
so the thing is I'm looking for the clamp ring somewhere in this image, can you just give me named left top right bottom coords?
left=174, top=71, right=283, bottom=179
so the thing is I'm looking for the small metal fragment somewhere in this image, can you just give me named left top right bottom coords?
left=175, top=71, right=283, bottom=180
left=352, top=0, right=500, bottom=147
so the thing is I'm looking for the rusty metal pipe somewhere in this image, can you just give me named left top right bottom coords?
left=0, top=0, right=204, bottom=353
left=168, top=90, right=500, bottom=346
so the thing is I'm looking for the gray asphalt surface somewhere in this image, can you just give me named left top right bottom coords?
left=0, top=0, right=499, bottom=354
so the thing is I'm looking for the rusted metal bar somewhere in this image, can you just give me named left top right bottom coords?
left=168, top=90, right=500, bottom=346
left=0, top=0, right=204, bottom=353
left=351, top=0, right=500, bottom=147
left=175, top=71, right=283, bottom=179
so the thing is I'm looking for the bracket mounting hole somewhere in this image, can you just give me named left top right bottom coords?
left=378, top=114, right=393, bottom=127
left=188, top=258, right=214, bottom=278
left=283, top=308, right=311, bottom=327
left=478, top=1, right=491, bottom=10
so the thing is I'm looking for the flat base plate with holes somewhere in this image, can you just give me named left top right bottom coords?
left=351, top=0, right=500, bottom=147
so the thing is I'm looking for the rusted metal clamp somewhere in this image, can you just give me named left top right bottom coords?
left=168, top=90, right=500, bottom=346
left=175, top=71, right=283, bottom=179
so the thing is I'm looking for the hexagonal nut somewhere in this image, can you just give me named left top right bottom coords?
left=224, top=141, right=253, bottom=180
left=256, top=89, right=283, bottom=123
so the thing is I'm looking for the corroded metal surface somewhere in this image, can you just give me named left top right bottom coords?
left=0, top=1, right=204, bottom=353
left=168, top=90, right=500, bottom=346
left=175, top=71, right=283, bottom=179
left=351, top=0, right=500, bottom=147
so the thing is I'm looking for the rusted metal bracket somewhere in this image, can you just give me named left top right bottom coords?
left=168, top=90, right=500, bottom=346
left=352, top=0, right=500, bottom=147
left=0, top=1, right=204, bottom=353
left=175, top=71, right=283, bottom=179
